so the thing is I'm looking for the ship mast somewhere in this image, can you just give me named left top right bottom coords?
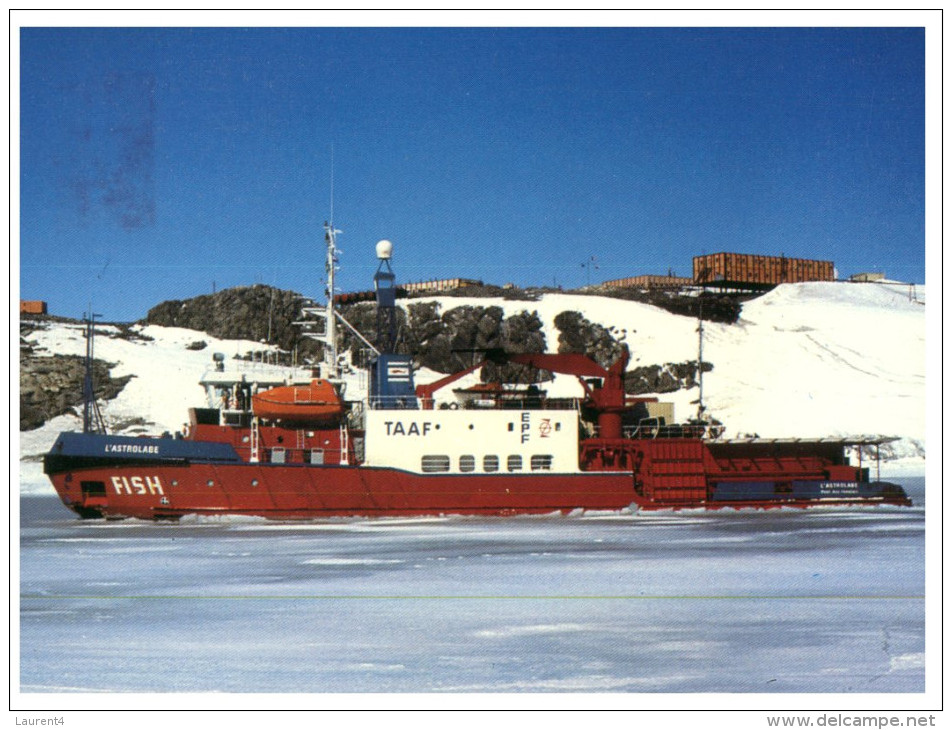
left=82, top=307, right=107, bottom=434
left=324, top=220, right=340, bottom=376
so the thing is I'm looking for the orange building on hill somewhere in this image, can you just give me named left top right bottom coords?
left=20, top=300, right=48, bottom=315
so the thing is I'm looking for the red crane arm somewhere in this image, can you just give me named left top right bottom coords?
left=413, top=348, right=631, bottom=423
left=506, top=352, right=609, bottom=378
left=415, top=359, right=488, bottom=408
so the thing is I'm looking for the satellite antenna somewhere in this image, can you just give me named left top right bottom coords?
left=374, top=240, right=397, bottom=353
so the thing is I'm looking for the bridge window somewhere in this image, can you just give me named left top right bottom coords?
left=421, top=455, right=451, bottom=473
left=531, top=455, right=553, bottom=471
left=507, top=455, right=523, bottom=472
left=459, top=455, right=476, bottom=473
left=483, top=455, right=499, bottom=472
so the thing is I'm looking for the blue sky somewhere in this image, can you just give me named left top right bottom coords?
left=19, top=26, right=925, bottom=322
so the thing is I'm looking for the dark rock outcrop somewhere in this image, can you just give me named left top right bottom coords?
left=553, top=311, right=626, bottom=370
left=587, top=288, right=747, bottom=324
left=20, top=355, right=133, bottom=431
left=338, top=302, right=550, bottom=383
left=145, top=285, right=320, bottom=358
left=624, top=361, right=713, bottom=395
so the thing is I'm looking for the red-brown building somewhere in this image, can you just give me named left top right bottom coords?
left=693, top=253, right=834, bottom=288
left=20, top=300, right=48, bottom=315
left=601, top=274, right=693, bottom=290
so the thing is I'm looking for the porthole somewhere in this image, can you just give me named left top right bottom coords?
left=251, top=479, right=259, bottom=487
left=531, top=455, right=553, bottom=471
left=207, top=479, right=215, bottom=487
left=421, top=455, right=451, bottom=473
left=171, top=479, right=178, bottom=487
left=242, top=435, right=250, bottom=443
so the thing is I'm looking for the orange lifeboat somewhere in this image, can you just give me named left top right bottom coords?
left=251, top=379, right=344, bottom=424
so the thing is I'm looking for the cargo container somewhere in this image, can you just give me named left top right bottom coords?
left=601, top=275, right=694, bottom=290
left=693, top=253, right=834, bottom=288
left=20, top=300, right=47, bottom=315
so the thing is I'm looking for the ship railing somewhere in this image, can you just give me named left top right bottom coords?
left=430, top=397, right=582, bottom=411
left=234, top=444, right=356, bottom=466
left=365, top=394, right=584, bottom=411
left=219, top=407, right=253, bottom=427
left=620, top=422, right=723, bottom=440
left=366, top=396, right=421, bottom=410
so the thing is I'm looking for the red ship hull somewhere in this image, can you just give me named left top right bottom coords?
left=44, top=432, right=910, bottom=520
left=48, top=464, right=640, bottom=520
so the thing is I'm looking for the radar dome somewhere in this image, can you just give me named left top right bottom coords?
left=375, top=240, right=393, bottom=260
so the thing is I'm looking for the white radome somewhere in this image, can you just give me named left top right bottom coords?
left=376, top=239, right=393, bottom=260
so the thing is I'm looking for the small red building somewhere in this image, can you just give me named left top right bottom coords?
left=20, top=300, right=48, bottom=315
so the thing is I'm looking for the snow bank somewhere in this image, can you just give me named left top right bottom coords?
left=19, top=281, right=927, bottom=480
left=19, top=322, right=290, bottom=464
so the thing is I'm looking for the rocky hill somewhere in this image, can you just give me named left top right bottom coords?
left=20, top=321, right=136, bottom=430
left=145, top=285, right=321, bottom=357
left=143, top=285, right=712, bottom=392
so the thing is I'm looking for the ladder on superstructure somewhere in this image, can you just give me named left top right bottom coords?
left=250, top=416, right=260, bottom=463
left=339, top=423, right=349, bottom=466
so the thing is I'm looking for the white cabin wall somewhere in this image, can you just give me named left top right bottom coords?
left=363, top=409, right=581, bottom=474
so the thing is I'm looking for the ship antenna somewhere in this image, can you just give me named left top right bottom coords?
left=324, top=146, right=341, bottom=378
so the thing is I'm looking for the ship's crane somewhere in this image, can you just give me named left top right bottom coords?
left=506, top=349, right=630, bottom=439
left=414, top=347, right=637, bottom=440
left=415, top=359, right=488, bottom=410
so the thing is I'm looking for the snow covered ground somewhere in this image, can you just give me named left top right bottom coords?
left=18, top=280, right=927, bottom=485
